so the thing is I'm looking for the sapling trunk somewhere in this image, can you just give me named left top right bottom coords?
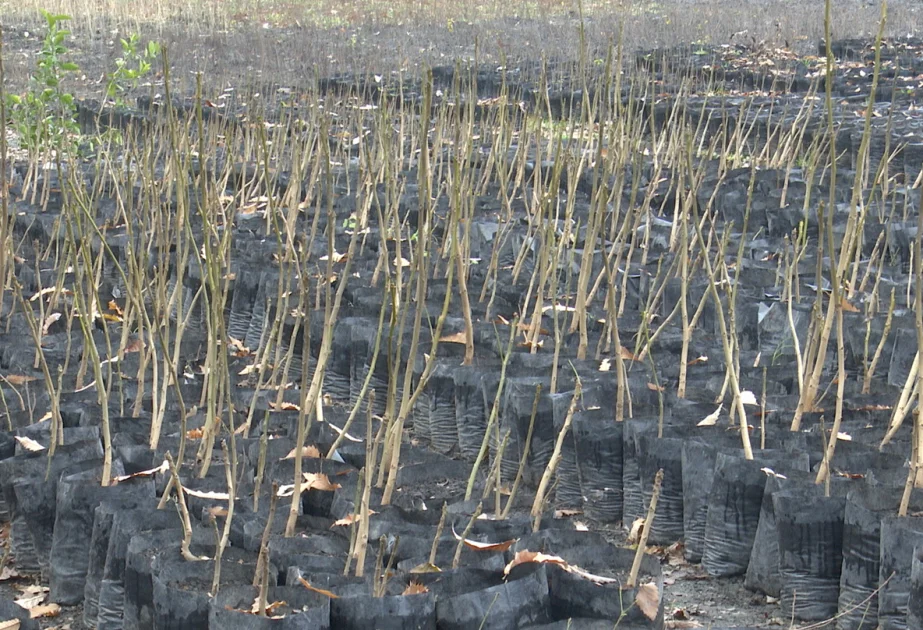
left=465, top=319, right=517, bottom=500
left=863, top=287, right=895, bottom=394
left=165, top=452, right=202, bottom=562
left=254, top=482, right=279, bottom=616
left=452, top=502, right=483, bottom=569
left=502, top=384, right=541, bottom=519
left=428, top=503, right=448, bottom=567
left=531, top=378, right=582, bottom=531
left=626, top=468, right=663, bottom=589
left=211, top=439, right=235, bottom=594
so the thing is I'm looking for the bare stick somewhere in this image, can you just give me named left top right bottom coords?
left=627, top=468, right=663, bottom=588
left=531, top=378, right=582, bottom=531
left=165, top=452, right=203, bottom=562
left=254, top=482, right=280, bottom=616
left=428, top=502, right=448, bottom=567
left=452, top=502, right=483, bottom=569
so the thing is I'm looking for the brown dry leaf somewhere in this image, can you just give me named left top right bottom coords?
left=107, top=300, right=124, bottom=317
left=4, top=374, right=38, bottom=386
left=297, top=576, right=339, bottom=599
left=687, top=355, right=709, bottom=365
left=331, top=511, right=377, bottom=527
left=665, top=621, right=703, bottom=629
left=627, top=518, right=645, bottom=545
left=554, top=508, right=583, bottom=518
left=697, top=405, right=722, bottom=427
left=227, top=337, right=251, bottom=358
left=249, top=597, right=287, bottom=616
left=14, top=594, right=45, bottom=610
left=647, top=382, right=665, bottom=392
left=303, top=473, right=340, bottom=492
left=438, top=331, right=468, bottom=344
left=635, top=583, right=660, bottom=621
left=503, top=551, right=568, bottom=576
left=42, top=312, right=62, bottom=334
left=0, top=620, right=20, bottom=630
left=186, top=428, right=204, bottom=440
left=29, top=604, right=60, bottom=619
left=0, top=566, right=20, bottom=581
left=123, top=336, right=146, bottom=354
left=451, top=526, right=517, bottom=552
left=208, top=506, right=229, bottom=518
left=269, top=401, right=301, bottom=412
left=183, top=488, right=230, bottom=501
left=283, top=445, right=321, bottom=460
left=409, top=562, right=441, bottom=574
left=619, top=346, right=639, bottom=361
left=14, top=436, right=44, bottom=452
left=111, top=460, right=168, bottom=483
left=840, top=298, right=861, bottom=313
left=402, top=581, right=429, bottom=595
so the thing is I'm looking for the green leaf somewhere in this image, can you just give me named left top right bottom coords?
left=60, top=93, right=73, bottom=105
left=60, top=62, right=80, bottom=72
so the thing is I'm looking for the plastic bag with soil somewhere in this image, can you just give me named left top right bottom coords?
left=209, top=584, right=331, bottom=629
left=123, top=526, right=215, bottom=630
left=51, top=464, right=154, bottom=604
left=702, top=449, right=810, bottom=577
left=745, top=470, right=851, bottom=598
left=152, top=550, right=268, bottom=630
left=878, top=515, right=923, bottom=630
left=837, top=482, right=923, bottom=630
left=680, top=431, right=763, bottom=563
left=84, top=495, right=157, bottom=627
left=636, top=434, right=685, bottom=545
left=98, top=508, right=180, bottom=630
left=773, top=487, right=847, bottom=621
left=909, top=546, right=923, bottom=629
left=497, top=378, right=556, bottom=487
left=424, top=360, right=459, bottom=455
left=568, top=409, right=622, bottom=522
left=329, top=588, right=436, bottom=629
left=513, top=529, right=664, bottom=627
left=453, top=362, right=496, bottom=461
left=435, top=563, right=551, bottom=629
left=0, top=595, right=40, bottom=630
left=7, top=441, right=105, bottom=575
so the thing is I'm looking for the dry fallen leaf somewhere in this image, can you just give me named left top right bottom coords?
left=438, top=331, right=468, bottom=344
left=41, top=312, right=62, bottom=334
left=183, top=488, right=230, bottom=501
left=504, top=551, right=569, bottom=576
left=107, top=300, right=124, bottom=317
left=0, top=566, right=19, bottom=581
left=303, top=473, right=340, bottom=492
left=29, top=604, right=61, bottom=619
left=635, top=583, right=660, bottom=621
left=628, top=518, right=645, bottom=545
left=620, top=346, right=639, bottom=361
left=269, top=401, right=300, bottom=412
left=451, top=525, right=517, bottom=552
left=331, top=511, right=377, bottom=527
left=3, top=374, right=38, bottom=386
left=599, top=358, right=611, bottom=372
left=14, top=436, right=44, bottom=452
left=186, top=428, right=204, bottom=440
left=840, top=298, right=861, bottom=313
left=297, top=576, right=339, bottom=599
left=409, top=562, right=441, bottom=574
left=123, top=336, right=146, bottom=354
left=647, top=382, right=665, bottom=392
left=14, top=594, right=45, bottom=610
left=283, top=445, right=321, bottom=460
left=0, top=619, right=21, bottom=630
left=402, top=581, right=430, bottom=595
left=697, top=405, right=722, bottom=427
left=739, top=390, right=758, bottom=406
left=554, top=508, right=583, bottom=518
